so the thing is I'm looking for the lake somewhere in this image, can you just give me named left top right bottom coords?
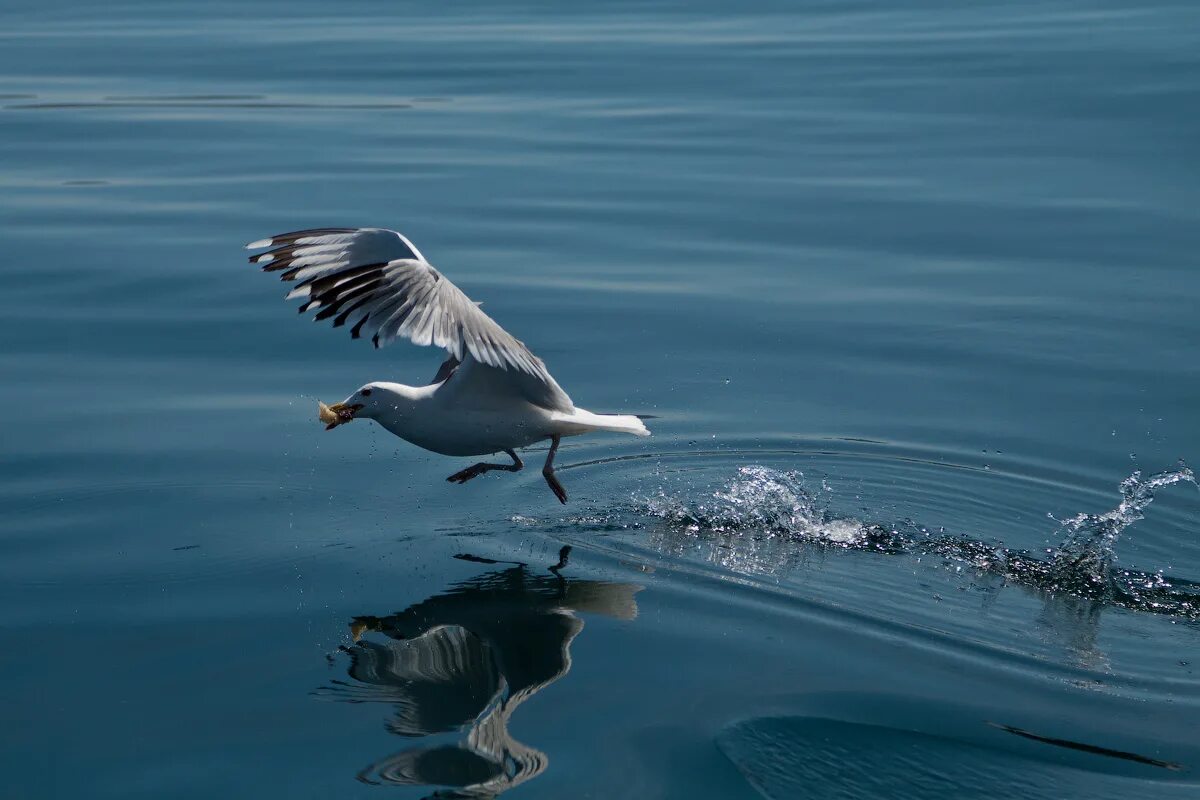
left=2, top=1, right=1199, bottom=797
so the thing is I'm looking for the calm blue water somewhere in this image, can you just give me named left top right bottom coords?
left=3, top=2, right=1200, bottom=797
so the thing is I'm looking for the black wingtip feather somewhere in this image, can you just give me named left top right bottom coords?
left=262, top=258, right=299, bottom=273
left=260, top=227, right=356, bottom=243
left=332, top=295, right=373, bottom=328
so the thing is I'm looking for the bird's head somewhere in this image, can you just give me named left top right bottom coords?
left=317, top=382, right=420, bottom=430
left=317, top=383, right=385, bottom=430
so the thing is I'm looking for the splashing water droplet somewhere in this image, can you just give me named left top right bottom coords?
left=617, top=462, right=1200, bottom=618
left=1046, top=464, right=1198, bottom=601
left=638, top=466, right=867, bottom=546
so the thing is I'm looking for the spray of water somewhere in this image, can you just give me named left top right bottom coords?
left=629, top=463, right=1200, bottom=619
left=1046, top=465, right=1196, bottom=599
left=640, top=466, right=868, bottom=545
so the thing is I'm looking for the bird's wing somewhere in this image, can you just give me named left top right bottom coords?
left=247, top=227, right=572, bottom=410
left=431, top=353, right=461, bottom=384
left=439, top=351, right=574, bottom=415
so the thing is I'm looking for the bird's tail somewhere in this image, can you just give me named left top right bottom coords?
left=550, top=409, right=651, bottom=437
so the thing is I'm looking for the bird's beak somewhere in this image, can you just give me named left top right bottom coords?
left=318, top=400, right=363, bottom=431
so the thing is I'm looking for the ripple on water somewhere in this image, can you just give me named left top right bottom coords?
left=542, top=440, right=1200, bottom=689
left=717, top=710, right=1198, bottom=800
left=630, top=461, right=1200, bottom=619
left=0, top=474, right=487, bottom=627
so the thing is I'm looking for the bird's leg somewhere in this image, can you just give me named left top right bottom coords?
left=542, top=435, right=568, bottom=504
left=549, top=545, right=572, bottom=594
left=549, top=544, right=572, bottom=573
left=446, top=449, right=524, bottom=484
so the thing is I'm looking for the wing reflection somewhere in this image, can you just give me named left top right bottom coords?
left=317, top=551, right=641, bottom=798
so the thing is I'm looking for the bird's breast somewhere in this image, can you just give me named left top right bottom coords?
left=374, top=403, right=551, bottom=457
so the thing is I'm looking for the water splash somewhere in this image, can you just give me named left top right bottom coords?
left=623, top=463, right=1200, bottom=619
left=1046, top=465, right=1197, bottom=600
left=639, top=466, right=870, bottom=546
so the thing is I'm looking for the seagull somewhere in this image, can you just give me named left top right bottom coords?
left=246, top=226, right=650, bottom=503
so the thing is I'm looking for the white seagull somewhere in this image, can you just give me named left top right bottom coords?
left=246, top=227, right=650, bottom=503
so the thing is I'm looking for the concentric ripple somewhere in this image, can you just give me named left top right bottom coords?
left=635, top=462, right=1200, bottom=619
left=551, top=444, right=1200, bottom=623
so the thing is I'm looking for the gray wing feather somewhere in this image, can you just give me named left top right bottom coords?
left=441, top=353, right=573, bottom=413
left=247, top=227, right=573, bottom=411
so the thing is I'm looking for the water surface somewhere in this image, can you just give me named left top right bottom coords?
left=2, top=1, right=1200, bottom=797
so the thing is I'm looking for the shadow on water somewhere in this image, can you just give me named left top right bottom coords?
left=315, top=548, right=640, bottom=798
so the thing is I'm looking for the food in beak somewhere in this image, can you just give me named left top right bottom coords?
left=317, top=400, right=362, bottom=430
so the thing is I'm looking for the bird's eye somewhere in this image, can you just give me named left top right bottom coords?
left=361, top=389, right=372, bottom=397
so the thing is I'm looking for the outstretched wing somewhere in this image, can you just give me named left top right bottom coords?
left=247, top=227, right=573, bottom=410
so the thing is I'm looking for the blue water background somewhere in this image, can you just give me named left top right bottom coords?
left=2, top=2, right=1199, bottom=798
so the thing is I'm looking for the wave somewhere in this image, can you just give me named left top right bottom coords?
left=627, top=463, right=1200, bottom=619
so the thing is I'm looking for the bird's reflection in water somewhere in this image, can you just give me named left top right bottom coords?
left=317, top=547, right=641, bottom=798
